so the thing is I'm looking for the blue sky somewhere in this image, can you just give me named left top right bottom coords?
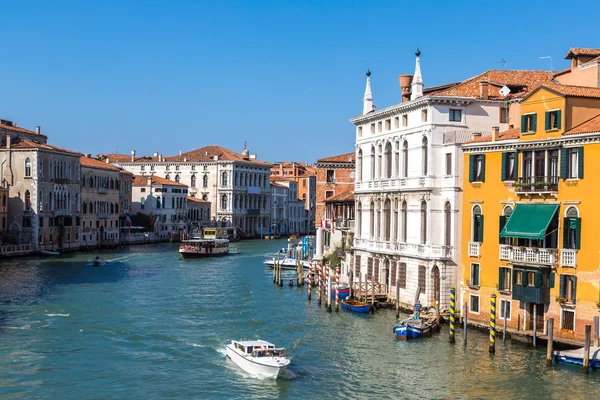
left=1, top=0, right=599, bottom=163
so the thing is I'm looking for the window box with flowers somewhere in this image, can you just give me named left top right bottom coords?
left=556, top=296, right=567, bottom=305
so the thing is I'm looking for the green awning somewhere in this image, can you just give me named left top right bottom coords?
left=500, top=204, right=558, bottom=239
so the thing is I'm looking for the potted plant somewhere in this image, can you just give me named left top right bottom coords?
left=556, top=296, right=567, bottom=305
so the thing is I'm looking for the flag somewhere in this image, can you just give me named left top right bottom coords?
left=125, top=214, right=132, bottom=227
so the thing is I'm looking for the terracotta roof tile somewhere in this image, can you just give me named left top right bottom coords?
left=429, top=70, right=554, bottom=100
left=543, top=83, right=600, bottom=99
left=564, top=47, right=600, bottom=59
left=564, top=114, right=600, bottom=135
left=0, top=122, right=47, bottom=137
left=325, top=190, right=354, bottom=202
left=1, top=139, right=81, bottom=155
left=187, top=196, right=210, bottom=204
left=465, top=127, right=521, bottom=144
left=132, top=175, right=187, bottom=187
left=80, top=156, right=122, bottom=171
left=316, top=152, right=355, bottom=163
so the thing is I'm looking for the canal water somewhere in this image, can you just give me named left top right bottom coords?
left=1, top=240, right=598, bottom=399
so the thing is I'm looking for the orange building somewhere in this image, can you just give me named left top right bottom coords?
left=315, top=152, right=355, bottom=227
left=270, top=161, right=316, bottom=232
left=460, top=82, right=600, bottom=342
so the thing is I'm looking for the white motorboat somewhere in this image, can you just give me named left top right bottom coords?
left=225, top=340, right=290, bottom=378
left=263, top=257, right=311, bottom=270
left=40, top=248, right=60, bottom=256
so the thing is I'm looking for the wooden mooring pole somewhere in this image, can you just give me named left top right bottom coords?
left=371, top=276, right=375, bottom=314
left=594, top=316, right=599, bottom=348
left=583, top=324, right=591, bottom=373
left=533, top=304, right=537, bottom=347
left=463, top=301, right=468, bottom=345
left=449, top=286, right=455, bottom=344
left=546, top=318, right=554, bottom=367
left=307, top=264, right=312, bottom=301
left=503, top=303, right=507, bottom=343
left=395, top=282, right=400, bottom=319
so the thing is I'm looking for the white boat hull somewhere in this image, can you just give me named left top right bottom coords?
left=226, top=345, right=289, bottom=378
left=264, top=257, right=310, bottom=270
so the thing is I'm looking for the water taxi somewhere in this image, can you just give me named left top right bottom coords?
left=225, top=340, right=290, bottom=378
left=179, top=236, right=229, bottom=258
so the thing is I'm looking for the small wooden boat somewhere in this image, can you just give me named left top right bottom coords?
left=93, top=257, right=107, bottom=266
left=330, top=283, right=350, bottom=299
left=341, top=299, right=372, bottom=313
left=40, top=248, right=60, bottom=256
left=554, top=346, right=600, bottom=368
left=394, top=316, right=438, bottom=340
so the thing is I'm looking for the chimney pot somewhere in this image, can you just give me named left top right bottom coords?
left=6, top=135, right=11, bottom=149
left=471, top=132, right=482, bottom=140
left=492, top=126, right=500, bottom=141
left=85, top=153, right=91, bottom=158
left=480, top=81, right=489, bottom=100
left=36, top=126, right=41, bottom=135
left=131, top=150, right=136, bottom=162
left=399, top=74, right=413, bottom=103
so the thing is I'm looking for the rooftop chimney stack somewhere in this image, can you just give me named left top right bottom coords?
left=492, top=126, right=500, bottom=141
left=6, top=135, right=11, bottom=149
left=131, top=150, right=136, bottom=162
left=36, top=126, right=41, bottom=135
left=399, top=74, right=413, bottom=103
left=153, top=152, right=158, bottom=157
left=480, top=81, right=489, bottom=100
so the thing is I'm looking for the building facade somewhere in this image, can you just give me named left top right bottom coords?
left=315, top=152, right=356, bottom=227
left=119, top=169, right=134, bottom=234
left=460, top=82, right=600, bottom=341
left=104, top=144, right=271, bottom=237
left=132, top=175, right=189, bottom=241
left=270, top=178, right=308, bottom=235
left=80, top=155, right=123, bottom=247
left=187, top=196, right=211, bottom=231
left=271, top=161, right=317, bottom=233
left=351, top=51, right=554, bottom=309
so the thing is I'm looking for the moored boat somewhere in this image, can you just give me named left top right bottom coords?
left=393, top=302, right=438, bottom=340
left=341, top=299, right=372, bottom=313
left=225, top=340, right=290, bottom=378
left=179, top=237, right=229, bottom=258
left=40, top=248, right=60, bottom=256
left=264, top=257, right=311, bottom=270
left=92, top=257, right=107, bottom=266
left=330, top=283, right=350, bottom=299
left=554, top=346, right=600, bottom=368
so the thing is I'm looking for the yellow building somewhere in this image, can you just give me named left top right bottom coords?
left=460, top=83, right=600, bottom=342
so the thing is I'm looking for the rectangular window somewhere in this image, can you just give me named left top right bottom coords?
left=394, top=116, right=400, bottom=128
left=561, top=309, right=575, bottom=331
left=325, top=190, right=334, bottom=199
left=385, top=119, right=391, bottom=130
left=445, top=153, right=452, bottom=176
left=545, top=110, right=561, bottom=131
left=449, top=109, right=462, bottom=122
left=402, top=114, right=408, bottom=127
left=559, top=274, right=577, bottom=304
left=303, top=179, right=307, bottom=188
left=527, top=271, right=535, bottom=287
left=501, top=152, right=517, bottom=181
left=418, top=265, right=426, bottom=291
left=370, top=123, right=375, bottom=134
left=140, top=188, right=146, bottom=193
left=398, top=262, right=407, bottom=289
left=469, top=154, right=486, bottom=182
left=150, top=165, right=155, bottom=171
left=141, top=166, right=145, bottom=171
left=358, top=126, right=363, bottom=137
left=470, top=263, right=480, bottom=287
left=39, top=217, right=44, bottom=227
left=422, top=109, right=428, bottom=122
left=568, top=148, right=579, bottom=179
left=23, top=217, right=31, bottom=228
left=326, top=170, right=335, bottom=183
left=175, top=165, right=180, bottom=171
left=499, top=267, right=511, bottom=292
left=514, top=270, right=523, bottom=285
left=500, top=299, right=511, bottom=320
left=500, top=107, right=508, bottom=123
left=166, top=165, right=170, bottom=170
left=521, top=113, right=537, bottom=133
left=470, top=295, right=480, bottom=313
left=377, top=121, right=382, bottom=132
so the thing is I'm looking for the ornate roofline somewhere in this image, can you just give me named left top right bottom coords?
left=462, top=132, right=600, bottom=153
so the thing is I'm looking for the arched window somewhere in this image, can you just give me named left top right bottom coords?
left=203, top=175, right=209, bottom=188
left=83, top=202, right=87, bottom=214
left=357, top=149, right=363, bottom=182
left=444, top=202, right=452, bottom=246
left=165, top=174, right=171, bottom=180
left=25, top=157, right=32, bottom=177
left=384, top=198, right=391, bottom=241
left=190, top=175, right=196, bottom=188
left=394, top=142, right=400, bottom=177
left=357, top=201, right=362, bottom=238
left=385, top=142, right=392, bottom=179
left=377, top=144, right=383, bottom=178
left=115, top=203, right=119, bottom=214
left=420, top=201, right=427, bottom=244
left=2, top=194, right=6, bottom=207
left=564, top=206, right=580, bottom=249
left=472, top=205, right=483, bottom=243
left=422, top=137, right=428, bottom=175
left=402, top=141, right=408, bottom=178
left=175, top=174, right=180, bottom=183
left=157, top=196, right=161, bottom=209
left=110, top=203, right=114, bottom=214
left=24, top=190, right=31, bottom=211
left=370, top=146, right=376, bottom=180
left=392, top=199, right=398, bottom=242
left=221, top=194, right=228, bottom=210
left=172, top=197, right=175, bottom=209
left=401, top=201, right=407, bottom=242
left=202, top=193, right=208, bottom=201
left=369, top=201, right=375, bottom=237
left=222, top=171, right=228, bottom=186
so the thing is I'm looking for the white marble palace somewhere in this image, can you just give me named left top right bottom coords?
left=102, top=144, right=272, bottom=237
left=351, top=50, right=554, bottom=309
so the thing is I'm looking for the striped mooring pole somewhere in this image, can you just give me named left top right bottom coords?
left=490, top=293, right=497, bottom=354
left=307, top=264, right=312, bottom=301
left=449, top=286, right=456, bottom=343
left=335, top=265, right=340, bottom=312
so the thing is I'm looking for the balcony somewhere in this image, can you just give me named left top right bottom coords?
left=514, top=176, right=558, bottom=196
left=499, top=244, right=558, bottom=265
left=560, top=249, right=577, bottom=268
left=98, top=187, right=108, bottom=194
left=353, top=238, right=453, bottom=259
left=513, top=285, right=551, bottom=304
left=468, top=242, right=480, bottom=257
left=334, top=219, right=354, bottom=231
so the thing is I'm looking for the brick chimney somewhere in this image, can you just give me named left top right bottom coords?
left=492, top=126, right=500, bottom=141
left=480, top=81, right=489, bottom=100
left=399, top=74, right=413, bottom=103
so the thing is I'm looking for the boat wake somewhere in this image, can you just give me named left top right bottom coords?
left=46, top=313, right=70, bottom=317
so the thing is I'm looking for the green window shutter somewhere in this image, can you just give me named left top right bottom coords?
left=481, top=154, right=486, bottom=183
left=501, top=153, right=508, bottom=181
left=577, top=147, right=584, bottom=179
left=531, top=113, right=537, bottom=132
left=468, top=155, right=475, bottom=182
left=556, top=110, right=562, bottom=130
left=545, top=111, right=550, bottom=131
left=513, top=270, right=518, bottom=286
left=478, top=214, right=484, bottom=243
left=559, top=275, right=566, bottom=298
left=562, top=217, right=569, bottom=248
left=574, top=217, right=582, bottom=250
left=571, top=276, right=577, bottom=304
left=499, top=216, right=507, bottom=244
left=534, top=271, right=541, bottom=288
left=498, top=267, right=505, bottom=290
left=513, top=152, right=519, bottom=180
left=560, top=148, right=569, bottom=179
left=549, top=272, right=555, bottom=289
left=521, top=115, right=527, bottom=133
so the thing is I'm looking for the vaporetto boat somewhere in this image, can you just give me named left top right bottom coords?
left=225, top=340, right=290, bottom=378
